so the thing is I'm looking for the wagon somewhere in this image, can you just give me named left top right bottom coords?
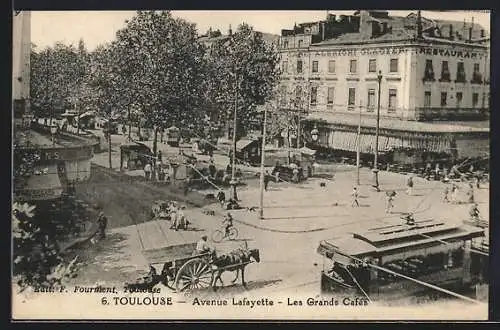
left=144, top=241, right=260, bottom=293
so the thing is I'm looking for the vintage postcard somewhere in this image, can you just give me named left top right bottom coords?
left=12, top=10, right=490, bottom=320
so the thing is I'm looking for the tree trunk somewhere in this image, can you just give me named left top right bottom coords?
left=107, top=133, right=112, bottom=169
left=152, top=126, right=158, bottom=180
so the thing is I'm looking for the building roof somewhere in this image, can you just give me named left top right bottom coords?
left=308, top=12, right=488, bottom=47
left=306, top=112, right=490, bottom=133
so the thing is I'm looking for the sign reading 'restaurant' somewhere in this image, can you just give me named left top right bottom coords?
left=314, top=46, right=484, bottom=58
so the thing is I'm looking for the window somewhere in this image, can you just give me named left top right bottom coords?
left=310, top=86, right=317, bottom=105
left=298, top=40, right=303, bottom=48
left=424, top=91, right=431, bottom=107
left=368, top=59, right=377, bottom=73
left=472, top=63, right=482, bottom=83
left=348, top=88, right=356, bottom=107
left=349, top=59, right=357, bottom=73
left=280, top=85, right=287, bottom=106
left=388, top=89, right=397, bottom=112
left=440, top=61, right=450, bottom=82
left=295, top=85, right=302, bottom=106
left=328, top=60, right=336, bottom=73
left=327, top=87, right=334, bottom=105
left=312, top=61, right=319, bottom=73
left=456, top=62, right=466, bottom=82
left=282, top=61, right=288, bottom=73
left=472, top=93, right=479, bottom=107
left=424, top=59, right=435, bottom=81
left=456, top=92, right=463, bottom=107
left=296, top=60, right=303, bottom=73
left=283, top=40, right=288, bottom=49
left=367, top=89, right=376, bottom=111
left=390, top=58, right=398, bottom=72
left=440, top=92, right=447, bottom=106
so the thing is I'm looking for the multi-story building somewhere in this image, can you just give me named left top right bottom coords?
left=278, top=11, right=490, bottom=165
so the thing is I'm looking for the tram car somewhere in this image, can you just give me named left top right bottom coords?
left=316, top=219, right=486, bottom=301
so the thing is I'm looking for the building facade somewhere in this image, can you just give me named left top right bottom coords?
left=278, top=11, right=490, bottom=165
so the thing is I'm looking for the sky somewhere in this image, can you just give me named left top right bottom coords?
left=30, top=10, right=491, bottom=51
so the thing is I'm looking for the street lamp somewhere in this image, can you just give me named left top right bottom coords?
left=230, top=65, right=239, bottom=201
left=373, top=70, right=383, bottom=192
left=50, top=124, right=58, bottom=146
left=259, top=106, right=268, bottom=220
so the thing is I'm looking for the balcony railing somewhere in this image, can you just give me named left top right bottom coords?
left=471, top=73, right=483, bottom=84
left=415, top=107, right=489, bottom=121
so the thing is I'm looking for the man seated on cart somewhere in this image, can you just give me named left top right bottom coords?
left=223, top=212, right=234, bottom=235
left=195, top=235, right=213, bottom=255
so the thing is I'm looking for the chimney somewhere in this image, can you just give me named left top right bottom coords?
left=449, top=24, right=453, bottom=40
left=321, top=21, right=326, bottom=40
left=359, top=10, right=372, bottom=38
left=481, top=29, right=485, bottom=38
left=469, top=17, right=474, bottom=41
left=416, top=10, right=423, bottom=38
left=228, top=24, right=232, bottom=36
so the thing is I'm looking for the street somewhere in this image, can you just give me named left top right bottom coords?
left=64, top=129, right=489, bottom=303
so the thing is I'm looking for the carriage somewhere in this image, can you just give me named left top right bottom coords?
left=316, top=219, right=486, bottom=301
left=135, top=241, right=260, bottom=293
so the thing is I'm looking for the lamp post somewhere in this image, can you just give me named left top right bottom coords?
left=50, top=124, right=58, bottom=146
left=373, top=70, right=382, bottom=192
left=230, top=67, right=239, bottom=201
left=259, top=105, right=268, bottom=220
left=356, top=100, right=362, bottom=186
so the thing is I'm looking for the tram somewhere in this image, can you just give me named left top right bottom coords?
left=316, top=219, right=486, bottom=301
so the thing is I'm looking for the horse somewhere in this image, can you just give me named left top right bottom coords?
left=211, top=248, right=260, bottom=291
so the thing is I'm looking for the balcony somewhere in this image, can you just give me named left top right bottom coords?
left=415, top=107, right=489, bottom=121
left=455, top=74, right=466, bottom=83
left=422, top=72, right=435, bottom=82
left=439, top=72, right=451, bottom=82
left=471, top=73, right=483, bottom=84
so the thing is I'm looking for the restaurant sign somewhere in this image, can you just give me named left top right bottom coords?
left=314, top=46, right=485, bottom=59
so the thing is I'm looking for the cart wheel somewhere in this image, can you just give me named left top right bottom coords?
left=228, top=227, right=238, bottom=240
left=211, top=230, right=224, bottom=243
left=175, top=259, right=213, bottom=293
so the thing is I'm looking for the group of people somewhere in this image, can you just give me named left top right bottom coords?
left=143, top=151, right=170, bottom=182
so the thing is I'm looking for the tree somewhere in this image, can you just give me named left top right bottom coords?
left=108, top=11, right=207, bottom=167
left=204, top=23, right=280, bottom=139
left=30, top=43, right=87, bottom=120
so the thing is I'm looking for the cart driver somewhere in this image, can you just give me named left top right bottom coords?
left=223, top=212, right=234, bottom=235
left=195, top=235, right=212, bottom=255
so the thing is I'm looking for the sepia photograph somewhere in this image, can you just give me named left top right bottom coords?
left=11, top=9, right=490, bottom=320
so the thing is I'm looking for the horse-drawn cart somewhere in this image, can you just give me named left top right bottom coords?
left=141, top=241, right=260, bottom=293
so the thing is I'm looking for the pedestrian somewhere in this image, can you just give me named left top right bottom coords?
left=475, top=173, right=481, bottom=189
left=451, top=184, right=459, bottom=204
left=264, top=171, right=270, bottom=191
left=443, top=186, right=450, bottom=203
left=469, top=203, right=480, bottom=221
left=406, top=175, right=414, bottom=195
left=122, top=125, right=127, bottom=136
left=385, top=191, right=395, bottom=213
left=97, top=211, right=108, bottom=239
left=435, top=163, right=440, bottom=181
left=467, top=183, right=475, bottom=204
left=351, top=187, right=360, bottom=207
left=144, top=162, right=152, bottom=180
left=157, top=150, right=162, bottom=163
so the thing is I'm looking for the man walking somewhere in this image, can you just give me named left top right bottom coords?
left=97, top=211, right=108, bottom=239
left=467, top=183, right=475, bottom=204
left=351, top=187, right=360, bottom=207
left=385, top=191, right=395, bottom=214
left=451, top=184, right=459, bottom=204
left=406, top=175, right=414, bottom=196
left=442, top=186, right=450, bottom=203
left=144, top=162, right=152, bottom=180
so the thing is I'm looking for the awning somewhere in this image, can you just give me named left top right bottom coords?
left=16, top=165, right=63, bottom=201
left=236, top=139, right=255, bottom=151
left=332, top=131, right=358, bottom=152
